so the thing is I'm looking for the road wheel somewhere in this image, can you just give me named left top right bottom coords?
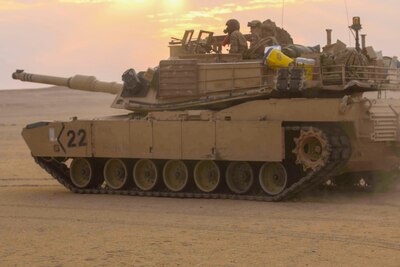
left=163, top=160, right=189, bottom=192
left=259, top=162, right=288, bottom=196
left=225, top=161, right=254, bottom=194
left=70, top=158, right=97, bottom=189
left=104, top=158, right=130, bottom=190
left=133, top=159, right=158, bottom=191
left=194, top=160, right=220, bottom=193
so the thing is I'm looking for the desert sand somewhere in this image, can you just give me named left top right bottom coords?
left=0, top=88, right=399, bottom=266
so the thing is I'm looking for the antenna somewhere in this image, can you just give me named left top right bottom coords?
left=344, top=0, right=352, bottom=46
left=281, top=0, right=285, bottom=28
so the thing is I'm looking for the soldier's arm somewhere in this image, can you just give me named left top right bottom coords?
left=229, top=32, right=239, bottom=53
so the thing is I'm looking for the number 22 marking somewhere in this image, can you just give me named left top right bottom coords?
left=67, top=129, right=87, bottom=148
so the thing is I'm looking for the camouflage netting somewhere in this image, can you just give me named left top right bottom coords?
left=335, top=49, right=369, bottom=67
left=321, top=49, right=370, bottom=83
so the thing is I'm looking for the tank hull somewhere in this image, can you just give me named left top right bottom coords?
left=22, top=97, right=400, bottom=200
left=23, top=118, right=284, bottom=162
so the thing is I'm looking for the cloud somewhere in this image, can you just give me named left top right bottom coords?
left=0, top=0, right=36, bottom=10
left=145, top=0, right=338, bottom=38
left=249, top=0, right=325, bottom=3
left=0, top=0, right=146, bottom=8
left=58, top=0, right=146, bottom=3
left=147, top=1, right=281, bottom=37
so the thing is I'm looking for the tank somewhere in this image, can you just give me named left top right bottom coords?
left=12, top=18, right=400, bottom=201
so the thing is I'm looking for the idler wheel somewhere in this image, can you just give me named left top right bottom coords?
left=225, top=161, right=254, bottom=194
left=70, top=158, right=95, bottom=189
left=194, top=160, right=220, bottom=193
left=293, top=127, right=330, bottom=171
left=104, top=158, right=129, bottom=190
left=133, top=159, right=158, bottom=191
left=163, top=160, right=189, bottom=192
left=259, top=162, right=288, bottom=196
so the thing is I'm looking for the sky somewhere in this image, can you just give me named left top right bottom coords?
left=1, top=0, right=399, bottom=89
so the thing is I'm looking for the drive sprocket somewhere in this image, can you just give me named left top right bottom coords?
left=293, top=127, right=331, bottom=171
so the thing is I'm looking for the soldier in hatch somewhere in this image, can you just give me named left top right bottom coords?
left=248, top=20, right=262, bottom=49
left=261, top=19, right=293, bottom=46
left=223, top=19, right=248, bottom=54
left=247, top=20, right=278, bottom=59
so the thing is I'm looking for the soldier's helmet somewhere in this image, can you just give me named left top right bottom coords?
left=262, top=19, right=277, bottom=28
left=224, top=19, right=240, bottom=34
left=247, top=20, right=262, bottom=28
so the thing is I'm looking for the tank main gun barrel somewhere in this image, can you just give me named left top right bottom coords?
left=12, top=70, right=123, bottom=95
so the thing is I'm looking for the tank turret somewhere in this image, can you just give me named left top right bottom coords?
left=12, top=17, right=400, bottom=113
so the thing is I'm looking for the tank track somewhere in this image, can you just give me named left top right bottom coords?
left=32, top=125, right=351, bottom=202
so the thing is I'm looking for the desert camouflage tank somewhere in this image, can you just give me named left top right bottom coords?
left=13, top=17, right=400, bottom=201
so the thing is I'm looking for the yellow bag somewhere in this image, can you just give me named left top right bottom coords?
left=263, top=46, right=294, bottom=70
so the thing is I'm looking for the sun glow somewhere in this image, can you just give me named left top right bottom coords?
left=57, top=0, right=184, bottom=13
left=59, top=0, right=146, bottom=3
left=163, top=0, right=183, bottom=5
left=59, top=0, right=182, bottom=6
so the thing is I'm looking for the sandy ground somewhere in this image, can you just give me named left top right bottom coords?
left=0, top=88, right=399, bottom=266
